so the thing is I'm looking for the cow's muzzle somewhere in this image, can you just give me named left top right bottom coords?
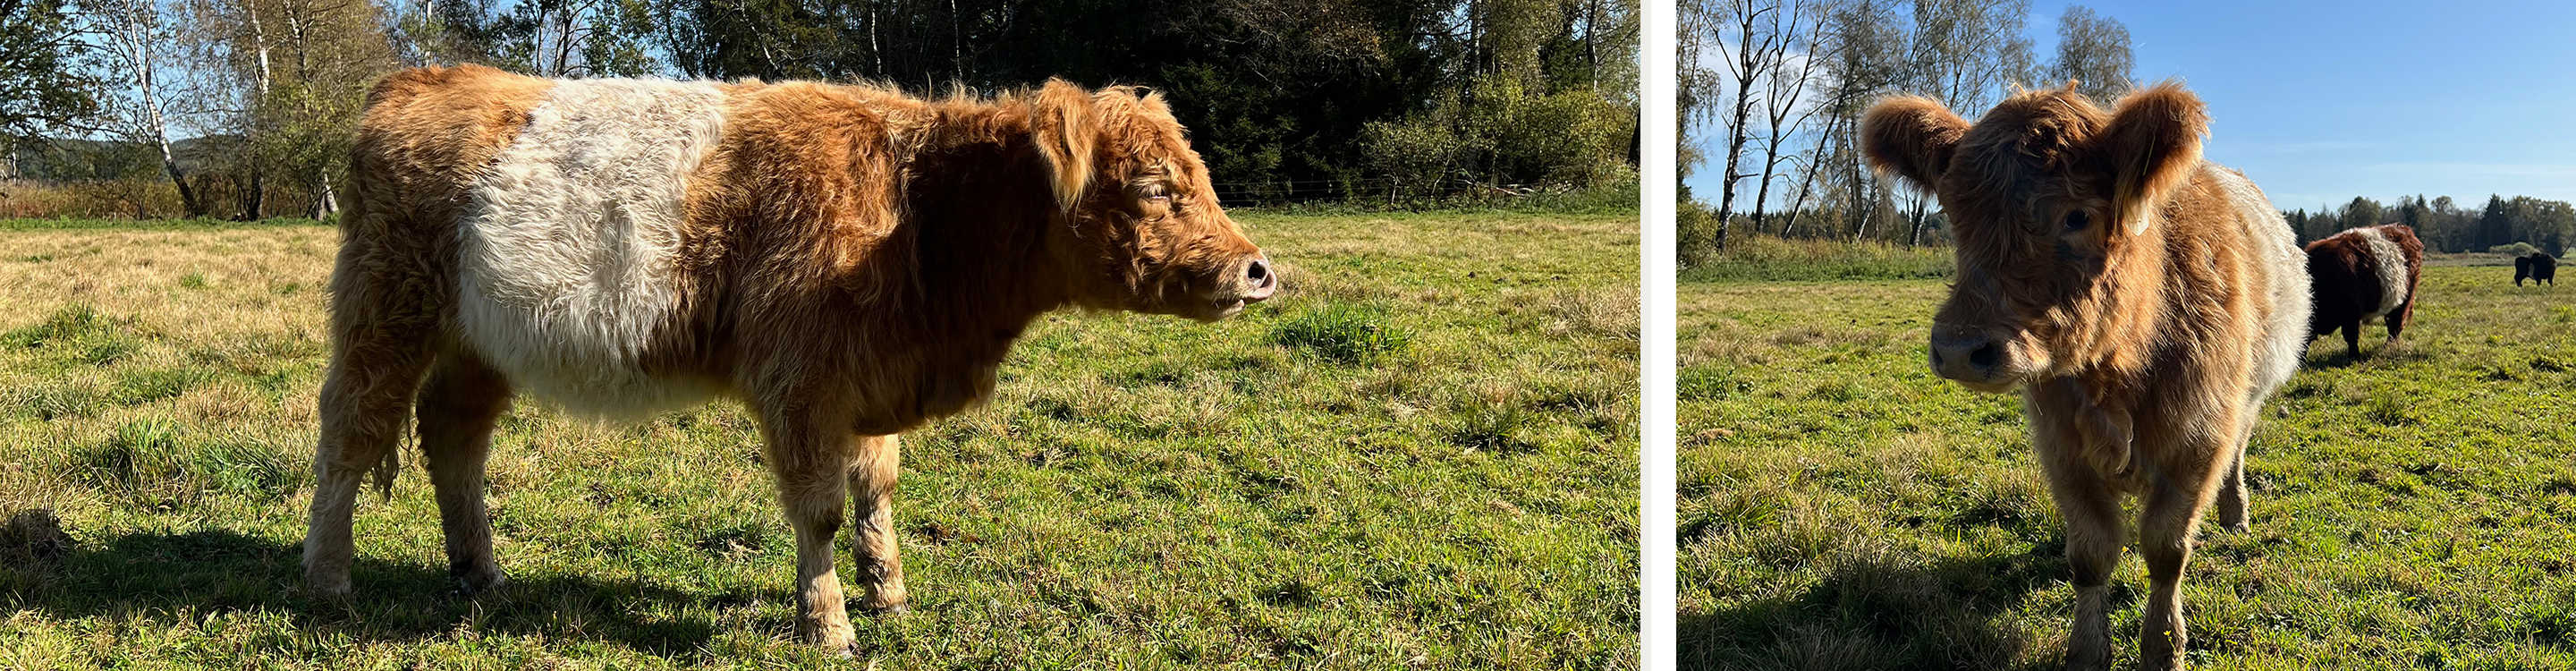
left=1928, top=326, right=2016, bottom=391
left=1241, top=257, right=1276, bottom=302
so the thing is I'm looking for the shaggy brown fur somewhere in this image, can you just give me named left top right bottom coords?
left=2304, top=224, right=2423, bottom=359
left=1865, top=81, right=2311, bottom=671
left=303, top=65, right=1274, bottom=654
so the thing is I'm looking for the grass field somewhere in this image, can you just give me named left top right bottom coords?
left=1682, top=248, right=2576, bottom=670
left=0, top=211, right=1640, bottom=669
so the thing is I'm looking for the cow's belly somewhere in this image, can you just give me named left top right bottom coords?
left=453, top=79, right=727, bottom=420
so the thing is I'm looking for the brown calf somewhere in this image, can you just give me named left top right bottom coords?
left=2304, top=224, right=2423, bottom=359
left=304, top=65, right=1273, bottom=654
left=1864, top=82, right=2310, bottom=670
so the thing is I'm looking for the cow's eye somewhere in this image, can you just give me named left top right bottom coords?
left=1140, top=184, right=1172, bottom=202
left=2063, top=210, right=2089, bottom=232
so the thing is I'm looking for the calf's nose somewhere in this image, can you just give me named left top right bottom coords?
left=1928, top=330, right=2002, bottom=382
left=1242, top=257, right=1275, bottom=302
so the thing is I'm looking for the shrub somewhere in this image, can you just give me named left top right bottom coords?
left=2491, top=242, right=2543, bottom=257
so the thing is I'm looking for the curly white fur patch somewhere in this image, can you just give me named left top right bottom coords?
left=2346, top=226, right=2410, bottom=320
left=455, top=79, right=726, bottom=420
left=2210, top=166, right=2310, bottom=404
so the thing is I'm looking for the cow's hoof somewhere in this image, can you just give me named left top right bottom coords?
left=303, top=572, right=353, bottom=599
left=454, top=568, right=507, bottom=595
left=862, top=601, right=910, bottom=616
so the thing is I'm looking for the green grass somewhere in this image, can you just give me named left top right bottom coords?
left=1680, top=258, right=2576, bottom=669
left=0, top=212, right=1640, bottom=669
left=1680, top=234, right=1955, bottom=283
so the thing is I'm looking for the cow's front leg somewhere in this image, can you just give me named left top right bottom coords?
left=758, top=409, right=859, bottom=653
left=2029, top=389, right=2123, bottom=671
left=850, top=434, right=909, bottom=614
left=2137, top=437, right=2227, bottom=671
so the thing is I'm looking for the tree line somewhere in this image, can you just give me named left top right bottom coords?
left=1676, top=0, right=2135, bottom=263
left=2290, top=195, right=2576, bottom=256
left=0, top=0, right=1640, bottom=219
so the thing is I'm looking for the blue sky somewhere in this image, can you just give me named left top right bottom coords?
left=1688, top=0, right=2576, bottom=213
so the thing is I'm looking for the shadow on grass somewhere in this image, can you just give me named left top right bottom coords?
left=1679, top=545, right=2081, bottom=671
left=2301, top=340, right=2434, bottom=370
left=9, top=526, right=731, bottom=654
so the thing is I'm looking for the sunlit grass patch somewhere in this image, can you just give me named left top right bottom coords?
left=1682, top=261, right=2576, bottom=669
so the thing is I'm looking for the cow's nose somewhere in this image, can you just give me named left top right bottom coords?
left=1243, top=258, right=1275, bottom=302
left=1928, top=330, right=2001, bottom=382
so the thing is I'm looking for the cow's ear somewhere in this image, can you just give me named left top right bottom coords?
left=1031, top=80, right=1096, bottom=216
left=1860, top=96, right=1970, bottom=192
left=2097, top=81, right=2207, bottom=236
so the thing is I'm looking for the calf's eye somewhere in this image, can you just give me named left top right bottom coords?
left=2063, top=210, right=2089, bottom=232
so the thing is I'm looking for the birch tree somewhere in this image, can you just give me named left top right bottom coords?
left=82, top=0, right=208, bottom=216
left=2045, top=4, right=2131, bottom=102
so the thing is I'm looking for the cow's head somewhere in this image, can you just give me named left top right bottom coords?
left=1861, top=81, right=2208, bottom=391
left=1030, top=81, right=1274, bottom=321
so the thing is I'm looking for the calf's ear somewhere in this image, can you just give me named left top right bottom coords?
left=1031, top=80, right=1097, bottom=216
left=2097, top=81, right=2208, bottom=236
left=1860, top=96, right=1970, bottom=192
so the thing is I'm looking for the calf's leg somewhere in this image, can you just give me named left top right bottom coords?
left=850, top=434, right=909, bottom=614
left=2213, top=412, right=2259, bottom=533
left=2029, top=394, right=2123, bottom=671
left=2385, top=300, right=2411, bottom=344
left=758, top=405, right=860, bottom=652
left=301, top=319, right=436, bottom=597
left=416, top=351, right=513, bottom=592
left=2135, top=429, right=2233, bottom=671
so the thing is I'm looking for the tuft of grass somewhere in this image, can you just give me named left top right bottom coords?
left=1271, top=302, right=1413, bottom=363
left=178, top=272, right=206, bottom=289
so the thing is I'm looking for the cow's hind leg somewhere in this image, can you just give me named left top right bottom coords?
left=850, top=434, right=909, bottom=614
left=757, top=405, right=860, bottom=652
left=2213, top=420, right=2254, bottom=533
left=302, top=251, right=441, bottom=596
left=417, top=349, right=513, bottom=592
left=2342, top=320, right=2363, bottom=360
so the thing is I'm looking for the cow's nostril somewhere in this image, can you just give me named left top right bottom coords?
left=1968, top=342, right=2000, bottom=369
left=1246, top=259, right=1273, bottom=287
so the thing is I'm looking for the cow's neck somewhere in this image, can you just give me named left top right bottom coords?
left=846, top=112, right=1072, bottom=429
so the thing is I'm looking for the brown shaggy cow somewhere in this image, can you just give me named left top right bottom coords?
left=1864, top=82, right=2310, bottom=670
left=2517, top=251, right=2556, bottom=286
left=2304, top=224, right=2423, bottom=359
left=302, top=65, right=1274, bottom=653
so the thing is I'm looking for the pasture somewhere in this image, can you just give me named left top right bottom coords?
left=1682, top=250, right=2576, bottom=669
left=0, top=211, right=1640, bottom=668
